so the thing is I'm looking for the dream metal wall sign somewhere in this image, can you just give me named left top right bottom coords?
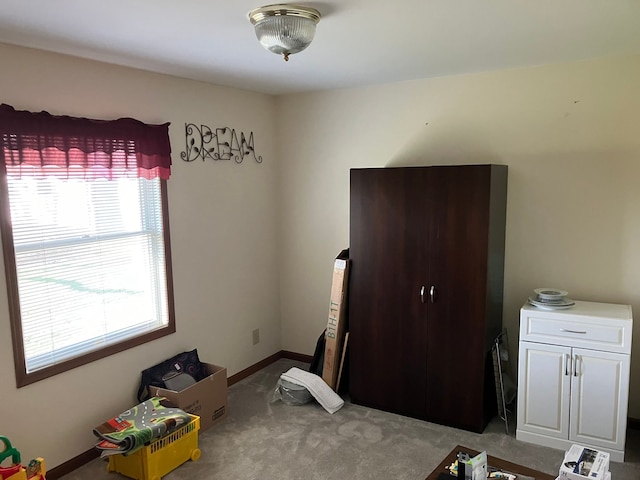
left=180, top=123, right=263, bottom=164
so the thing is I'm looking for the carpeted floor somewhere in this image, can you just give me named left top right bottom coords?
left=62, top=358, right=640, bottom=480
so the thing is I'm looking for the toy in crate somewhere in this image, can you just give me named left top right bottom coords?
left=0, top=436, right=46, bottom=480
left=106, top=415, right=201, bottom=480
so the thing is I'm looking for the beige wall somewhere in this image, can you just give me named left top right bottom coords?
left=2, top=42, right=640, bottom=470
left=0, top=44, right=280, bottom=467
left=276, top=55, right=640, bottom=419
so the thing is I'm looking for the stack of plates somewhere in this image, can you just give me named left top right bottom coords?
left=528, top=288, right=575, bottom=310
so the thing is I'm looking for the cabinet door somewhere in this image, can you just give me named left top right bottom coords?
left=349, top=167, right=431, bottom=419
left=424, top=165, right=498, bottom=431
left=570, top=348, right=630, bottom=451
left=517, top=342, right=571, bottom=439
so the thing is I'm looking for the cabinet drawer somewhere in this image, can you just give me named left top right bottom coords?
left=520, top=301, right=632, bottom=354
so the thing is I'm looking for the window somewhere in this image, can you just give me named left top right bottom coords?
left=0, top=104, right=175, bottom=387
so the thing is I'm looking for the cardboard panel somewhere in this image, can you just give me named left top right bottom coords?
left=322, top=249, right=349, bottom=390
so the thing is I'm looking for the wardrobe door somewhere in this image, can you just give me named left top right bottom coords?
left=349, top=167, right=431, bottom=419
left=424, top=165, right=496, bottom=432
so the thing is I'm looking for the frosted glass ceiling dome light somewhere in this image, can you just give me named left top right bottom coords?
left=248, top=4, right=321, bottom=62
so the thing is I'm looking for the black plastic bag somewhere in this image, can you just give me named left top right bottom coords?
left=136, top=348, right=206, bottom=402
left=308, top=329, right=326, bottom=376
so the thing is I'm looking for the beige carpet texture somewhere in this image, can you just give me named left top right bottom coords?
left=61, top=358, right=640, bottom=480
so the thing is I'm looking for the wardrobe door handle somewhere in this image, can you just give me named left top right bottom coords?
left=565, top=354, right=571, bottom=376
left=573, top=355, right=579, bottom=377
left=420, top=286, right=426, bottom=304
left=429, top=286, right=436, bottom=303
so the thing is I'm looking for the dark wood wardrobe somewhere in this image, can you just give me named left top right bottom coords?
left=348, top=164, right=508, bottom=433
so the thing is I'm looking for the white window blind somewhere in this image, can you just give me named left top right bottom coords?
left=6, top=173, right=169, bottom=373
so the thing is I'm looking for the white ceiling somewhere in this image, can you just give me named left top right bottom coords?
left=0, top=1, right=639, bottom=96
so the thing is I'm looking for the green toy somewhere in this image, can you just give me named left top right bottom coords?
left=0, top=436, right=21, bottom=466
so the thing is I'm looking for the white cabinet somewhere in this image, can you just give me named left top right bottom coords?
left=516, top=301, right=633, bottom=462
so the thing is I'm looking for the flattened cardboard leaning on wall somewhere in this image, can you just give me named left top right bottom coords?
left=322, top=249, right=350, bottom=391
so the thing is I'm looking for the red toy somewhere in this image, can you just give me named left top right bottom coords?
left=0, top=436, right=46, bottom=480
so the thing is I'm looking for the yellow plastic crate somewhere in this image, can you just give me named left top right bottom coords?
left=107, top=415, right=201, bottom=480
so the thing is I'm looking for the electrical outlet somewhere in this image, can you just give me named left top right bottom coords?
left=252, top=328, right=260, bottom=345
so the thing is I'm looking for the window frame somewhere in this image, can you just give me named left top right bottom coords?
left=0, top=169, right=176, bottom=388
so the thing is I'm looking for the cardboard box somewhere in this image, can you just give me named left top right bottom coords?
left=457, top=450, right=487, bottom=480
left=322, top=249, right=350, bottom=391
left=559, top=445, right=609, bottom=480
left=154, top=363, right=228, bottom=432
left=556, top=474, right=610, bottom=480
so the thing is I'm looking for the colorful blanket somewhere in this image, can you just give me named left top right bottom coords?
left=93, top=397, right=192, bottom=457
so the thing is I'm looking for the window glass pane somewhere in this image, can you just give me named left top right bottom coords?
left=6, top=173, right=169, bottom=373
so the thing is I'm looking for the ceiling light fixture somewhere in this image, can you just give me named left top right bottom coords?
left=248, top=4, right=321, bottom=62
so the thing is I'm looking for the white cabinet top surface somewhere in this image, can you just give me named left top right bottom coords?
left=521, top=300, right=632, bottom=320
left=520, top=300, right=633, bottom=353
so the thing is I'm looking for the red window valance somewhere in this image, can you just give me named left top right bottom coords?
left=0, top=104, right=171, bottom=180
